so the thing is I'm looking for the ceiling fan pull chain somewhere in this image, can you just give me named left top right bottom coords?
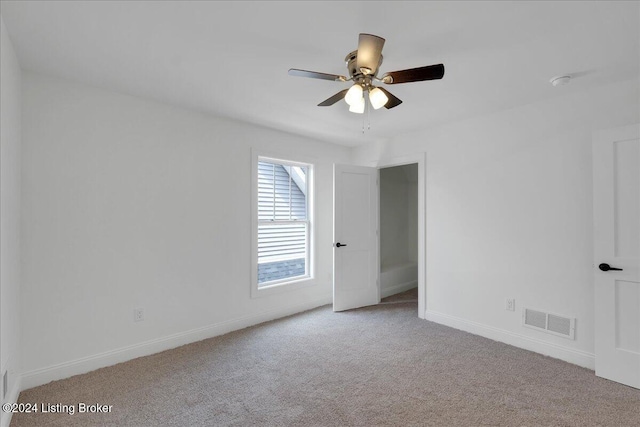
left=367, top=95, right=371, bottom=130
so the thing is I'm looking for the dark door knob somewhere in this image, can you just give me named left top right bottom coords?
left=335, top=242, right=347, bottom=248
left=599, top=263, right=623, bottom=272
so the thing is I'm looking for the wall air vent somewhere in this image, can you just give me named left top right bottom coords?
left=523, top=308, right=575, bottom=340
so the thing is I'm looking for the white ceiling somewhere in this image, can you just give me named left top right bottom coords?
left=1, top=1, right=638, bottom=147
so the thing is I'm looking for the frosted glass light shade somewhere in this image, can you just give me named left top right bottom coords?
left=349, top=96, right=365, bottom=114
left=369, top=87, right=388, bottom=109
left=345, top=84, right=363, bottom=106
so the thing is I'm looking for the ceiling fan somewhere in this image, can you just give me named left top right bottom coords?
left=289, top=33, right=445, bottom=113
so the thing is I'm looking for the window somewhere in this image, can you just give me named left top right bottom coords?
left=252, top=152, right=313, bottom=295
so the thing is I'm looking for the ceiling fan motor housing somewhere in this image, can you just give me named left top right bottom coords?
left=345, top=50, right=383, bottom=79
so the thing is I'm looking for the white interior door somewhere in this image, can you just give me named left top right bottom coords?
left=333, top=164, right=379, bottom=312
left=593, top=124, right=640, bottom=389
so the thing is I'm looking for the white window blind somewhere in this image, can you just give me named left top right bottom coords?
left=257, top=160, right=309, bottom=286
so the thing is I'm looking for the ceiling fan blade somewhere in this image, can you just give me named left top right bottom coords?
left=288, top=68, right=347, bottom=82
left=376, top=87, right=402, bottom=109
left=318, top=89, right=349, bottom=106
left=382, top=64, right=445, bottom=84
left=356, top=33, right=385, bottom=75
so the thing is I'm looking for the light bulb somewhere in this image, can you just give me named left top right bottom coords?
left=349, top=96, right=365, bottom=114
left=345, top=84, right=363, bottom=106
left=369, top=87, right=388, bottom=109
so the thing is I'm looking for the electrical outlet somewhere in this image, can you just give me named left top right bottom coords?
left=134, top=308, right=144, bottom=322
left=506, top=298, right=516, bottom=312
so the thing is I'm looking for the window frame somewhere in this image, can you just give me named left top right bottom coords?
left=251, top=149, right=315, bottom=298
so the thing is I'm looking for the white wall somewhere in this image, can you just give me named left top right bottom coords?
left=352, top=78, right=639, bottom=368
left=407, top=178, right=418, bottom=264
left=380, top=164, right=418, bottom=269
left=0, top=16, right=22, bottom=427
left=20, top=72, right=349, bottom=388
left=380, top=166, right=408, bottom=269
left=379, top=164, right=418, bottom=298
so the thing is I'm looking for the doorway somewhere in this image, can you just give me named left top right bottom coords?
left=376, top=153, right=426, bottom=318
left=379, top=163, right=419, bottom=309
left=332, top=153, right=426, bottom=316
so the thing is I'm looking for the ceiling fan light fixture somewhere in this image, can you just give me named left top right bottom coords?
left=369, top=87, right=388, bottom=110
left=349, top=96, right=365, bottom=114
left=344, top=84, right=363, bottom=106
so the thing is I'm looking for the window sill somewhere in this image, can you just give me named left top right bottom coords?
left=251, top=276, right=316, bottom=298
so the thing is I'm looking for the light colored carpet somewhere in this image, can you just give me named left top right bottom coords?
left=380, top=287, right=418, bottom=304
left=11, top=296, right=640, bottom=426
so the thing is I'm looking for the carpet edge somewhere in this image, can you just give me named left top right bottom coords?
left=20, top=295, right=332, bottom=391
left=424, top=309, right=595, bottom=369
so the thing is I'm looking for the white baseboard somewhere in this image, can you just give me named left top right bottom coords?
left=1, top=376, right=22, bottom=427
left=21, top=296, right=332, bottom=390
left=380, top=280, right=418, bottom=299
left=424, top=310, right=595, bottom=369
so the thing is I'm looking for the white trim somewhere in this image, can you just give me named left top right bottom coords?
left=21, top=296, right=332, bottom=390
left=380, top=280, right=418, bottom=299
left=251, top=148, right=316, bottom=298
left=425, top=310, right=595, bottom=369
left=253, top=275, right=315, bottom=295
left=375, top=153, right=426, bottom=319
left=0, top=376, right=21, bottom=427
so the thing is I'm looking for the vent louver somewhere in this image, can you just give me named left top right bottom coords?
left=523, top=308, right=575, bottom=340
left=524, top=309, right=547, bottom=329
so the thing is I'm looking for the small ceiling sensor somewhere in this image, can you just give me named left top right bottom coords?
left=550, top=75, right=571, bottom=87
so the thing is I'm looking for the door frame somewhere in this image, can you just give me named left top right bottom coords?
left=374, top=153, right=426, bottom=318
